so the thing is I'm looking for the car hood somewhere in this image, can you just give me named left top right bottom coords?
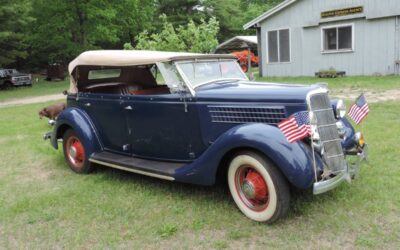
left=194, top=80, right=322, bottom=103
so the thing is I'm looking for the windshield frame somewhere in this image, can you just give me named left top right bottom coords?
left=174, top=59, right=248, bottom=96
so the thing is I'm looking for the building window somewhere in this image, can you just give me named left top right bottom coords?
left=322, top=24, right=353, bottom=52
left=267, top=29, right=290, bottom=63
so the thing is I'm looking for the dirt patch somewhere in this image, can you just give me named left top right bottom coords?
left=0, top=94, right=64, bottom=108
left=332, top=88, right=400, bottom=103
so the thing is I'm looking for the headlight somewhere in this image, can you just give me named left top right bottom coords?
left=336, top=121, right=346, bottom=138
left=334, top=99, right=346, bottom=119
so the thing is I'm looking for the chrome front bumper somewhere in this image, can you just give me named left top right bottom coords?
left=313, top=144, right=368, bottom=195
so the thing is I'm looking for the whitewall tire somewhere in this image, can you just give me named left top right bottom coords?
left=227, top=151, right=290, bottom=223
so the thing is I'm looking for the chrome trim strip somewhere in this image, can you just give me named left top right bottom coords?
left=89, top=159, right=175, bottom=181
left=208, top=105, right=286, bottom=108
left=211, top=115, right=282, bottom=120
left=306, top=88, right=329, bottom=182
left=209, top=110, right=286, bottom=115
left=210, top=120, right=277, bottom=124
left=325, top=153, right=345, bottom=159
left=313, top=171, right=347, bottom=195
left=317, top=123, right=337, bottom=128
left=321, top=138, right=342, bottom=143
left=313, top=108, right=334, bottom=112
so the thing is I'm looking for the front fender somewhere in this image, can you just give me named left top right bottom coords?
left=51, top=107, right=102, bottom=157
left=175, top=123, right=322, bottom=189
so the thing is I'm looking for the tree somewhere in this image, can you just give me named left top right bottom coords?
left=114, top=0, right=155, bottom=46
left=130, top=14, right=219, bottom=53
left=155, top=0, right=206, bottom=27
left=205, top=0, right=283, bottom=41
left=0, top=0, right=32, bottom=67
left=28, top=0, right=120, bottom=66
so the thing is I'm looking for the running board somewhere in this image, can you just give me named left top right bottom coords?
left=89, top=151, right=186, bottom=181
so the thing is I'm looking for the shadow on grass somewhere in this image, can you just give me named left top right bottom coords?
left=85, top=164, right=342, bottom=223
left=93, top=164, right=231, bottom=201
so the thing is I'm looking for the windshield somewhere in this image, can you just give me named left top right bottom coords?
left=176, top=60, right=247, bottom=89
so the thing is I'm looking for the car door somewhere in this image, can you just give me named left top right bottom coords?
left=77, top=93, right=131, bottom=155
left=125, top=93, right=205, bottom=161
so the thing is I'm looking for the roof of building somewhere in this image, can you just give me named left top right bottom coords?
left=68, top=50, right=235, bottom=74
left=214, top=36, right=258, bottom=53
left=243, top=0, right=298, bottom=29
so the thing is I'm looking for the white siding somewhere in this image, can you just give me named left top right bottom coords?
left=258, top=0, right=400, bottom=76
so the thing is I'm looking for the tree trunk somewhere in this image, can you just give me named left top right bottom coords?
left=73, top=0, right=87, bottom=48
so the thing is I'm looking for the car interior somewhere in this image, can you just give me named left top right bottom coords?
left=74, top=65, right=171, bottom=95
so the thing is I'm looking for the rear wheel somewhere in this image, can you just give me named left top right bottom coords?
left=227, top=151, right=290, bottom=223
left=63, top=129, right=94, bottom=173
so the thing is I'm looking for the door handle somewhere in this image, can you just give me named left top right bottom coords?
left=84, top=103, right=91, bottom=107
left=124, top=105, right=133, bottom=110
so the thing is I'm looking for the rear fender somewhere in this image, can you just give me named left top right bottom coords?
left=175, top=123, right=321, bottom=189
left=51, top=107, right=102, bottom=157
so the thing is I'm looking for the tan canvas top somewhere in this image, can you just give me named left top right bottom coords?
left=68, top=50, right=235, bottom=73
left=68, top=50, right=236, bottom=93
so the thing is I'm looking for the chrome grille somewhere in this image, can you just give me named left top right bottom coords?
left=15, top=76, right=30, bottom=81
left=208, top=105, right=286, bottom=124
left=309, top=92, right=346, bottom=173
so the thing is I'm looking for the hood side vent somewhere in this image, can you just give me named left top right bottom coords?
left=208, top=105, right=286, bottom=124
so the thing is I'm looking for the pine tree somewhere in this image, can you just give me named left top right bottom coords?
left=0, top=0, right=32, bottom=67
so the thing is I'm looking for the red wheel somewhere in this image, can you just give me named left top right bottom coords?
left=228, top=151, right=290, bottom=223
left=63, top=129, right=94, bottom=173
left=235, top=165, right=269, bottom=212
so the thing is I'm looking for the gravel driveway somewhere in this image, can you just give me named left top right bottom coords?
left=0, top=94, right=64, bottom=108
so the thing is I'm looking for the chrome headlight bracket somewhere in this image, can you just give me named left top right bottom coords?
left=334, top=99, right=346, bottom=119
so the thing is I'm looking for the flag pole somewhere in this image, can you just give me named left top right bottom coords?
left=360, top=92, right=364, bottom=135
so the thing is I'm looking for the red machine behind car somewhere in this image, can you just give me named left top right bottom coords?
left=231, top=50, right=259, bottom=72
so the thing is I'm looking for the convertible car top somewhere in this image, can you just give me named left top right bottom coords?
left=68, top=50, right=236, bottom=94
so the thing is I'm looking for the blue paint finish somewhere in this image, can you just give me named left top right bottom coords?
left=73, top=93, right=131, bottom=154
left=124, top=93, right=206, bottom=161
left=49, top=79, right=361, bottom=191
left=51, top=107, right=102, bottom=158
left=173, top=123, right=321, bottom=189
left=195, top=81, right=317, bottom=103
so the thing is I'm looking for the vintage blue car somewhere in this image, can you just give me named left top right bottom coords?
left=46, top=50, right=367, bottom=223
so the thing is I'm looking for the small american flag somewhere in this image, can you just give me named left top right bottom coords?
left=278, top=111, right=311, bottom=143
left=348, top=94, right=369, bottom=124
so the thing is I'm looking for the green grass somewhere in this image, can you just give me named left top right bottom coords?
left=256, top=75, right=400, bottom=91
left=0, top=98, right=399, bottom=248
left=0, top=76, right=69, bottom=102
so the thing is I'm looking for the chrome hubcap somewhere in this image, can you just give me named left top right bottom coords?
left=235, top=165, right=270, bottom=211
left=242, top=180, right=256, bottom=199
left=69, top=146, right=77, bottom=158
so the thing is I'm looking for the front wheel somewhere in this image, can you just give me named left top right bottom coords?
left=63, top=129, right=94, bottom=174
left=227, top=151, right=290, bottom=223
